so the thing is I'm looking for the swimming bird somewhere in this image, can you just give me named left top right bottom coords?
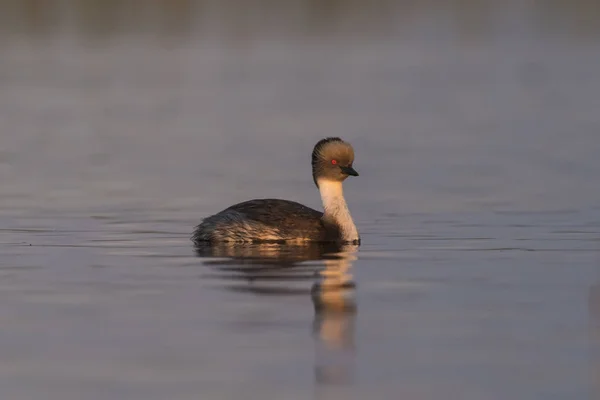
left=192, top=137, right=360, bottom=244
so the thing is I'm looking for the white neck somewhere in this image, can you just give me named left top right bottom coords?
left=317, top=179, right=359, bottom=242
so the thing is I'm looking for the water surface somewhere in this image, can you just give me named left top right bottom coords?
left=1, top=1, right=599, bottom=399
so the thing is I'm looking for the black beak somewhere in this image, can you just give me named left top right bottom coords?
left=340, top=166, right=359, bottom=176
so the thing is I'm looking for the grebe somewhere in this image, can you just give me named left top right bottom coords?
left=192, top=137, right=360, bottom=244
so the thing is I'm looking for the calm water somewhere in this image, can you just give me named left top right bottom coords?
left=1, top=1, right=600, bottom=399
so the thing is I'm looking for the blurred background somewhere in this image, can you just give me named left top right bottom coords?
left=1, top=1, right=600, bottom=400
left=1, top=0, right=599, bottom=216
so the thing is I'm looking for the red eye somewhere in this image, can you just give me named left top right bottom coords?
left=331, top=159, right=337, bottom=165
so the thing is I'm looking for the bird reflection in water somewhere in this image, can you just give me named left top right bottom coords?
left=195, top=242, right=358, bottom=386
left=311, top=245, right=357, bottom=388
